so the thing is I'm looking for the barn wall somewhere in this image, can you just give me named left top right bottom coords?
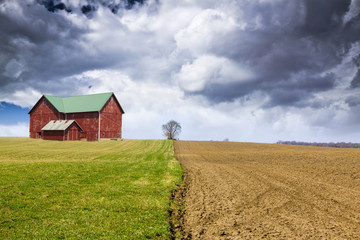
left=29, top=97, right=65, bottom=139
left=100, top=96, right=123, bottom=139
left=43, top=130, right=64, bottom=141
left=66, top=112, right=99, bottom=141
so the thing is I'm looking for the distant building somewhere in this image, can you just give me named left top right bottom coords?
left=28, top=92, right=124, bottom=141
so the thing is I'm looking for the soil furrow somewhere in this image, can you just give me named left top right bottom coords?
left=174, top=141, right=360, bottom=239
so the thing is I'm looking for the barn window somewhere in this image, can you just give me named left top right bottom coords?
left=103, top=132, right=105, bottom=136
left=43, top=99, right=45, bottom=105
left=117, top=132, right=119, bottom=137
left=111, top=97, right=113, bottom=104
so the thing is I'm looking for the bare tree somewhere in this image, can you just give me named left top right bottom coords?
left=162, top=120, right=181, bottom=140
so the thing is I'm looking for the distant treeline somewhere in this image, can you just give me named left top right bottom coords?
left=276, top=141, right=360, bottom=148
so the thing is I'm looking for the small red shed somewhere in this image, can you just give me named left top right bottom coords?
left=42, top=120, right=82, bottom=141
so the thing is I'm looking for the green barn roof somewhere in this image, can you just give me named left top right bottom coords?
left=29, top=92, right=124, bottom=114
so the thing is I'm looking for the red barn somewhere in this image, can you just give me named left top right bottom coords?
left=28, top=92, right=124, bottom=141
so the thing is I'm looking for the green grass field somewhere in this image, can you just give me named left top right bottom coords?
left=0, top=138, right=182, bottom=239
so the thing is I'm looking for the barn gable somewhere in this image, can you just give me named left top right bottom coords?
left=28, top=95, right=61, bottom=116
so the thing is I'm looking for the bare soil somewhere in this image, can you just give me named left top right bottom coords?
left=173, top=141, right=360, bottom=239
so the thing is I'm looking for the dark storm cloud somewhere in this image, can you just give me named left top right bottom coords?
left=38, top=0, right=71, bottom=12
left=0, top=1, right=88, bottom=97
left=300, top=0, right=350, bottom=36
left=197, top=72, right=336, bottom=108
left=344, top=94, right=360, bottom=128
left=262, top=73, right=337, bottom=108
left=81, top=4, right=97, bottom=15
left=0, top=0, right=150, bottom=99
left=350, top=69, right=360, bottom=88
left=0, top=0, right=359, bottom=111
left=38, top=0, right=146, bottom=15
left=184, top=0, right=360, bottom=108
left=346, top=95, right=360, bottom=107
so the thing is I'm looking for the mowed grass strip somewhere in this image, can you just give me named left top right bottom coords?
left=0, top=138, right=182, bottom=239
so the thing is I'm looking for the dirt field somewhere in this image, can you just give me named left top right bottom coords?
left=174, top=141, right=360, bottom=239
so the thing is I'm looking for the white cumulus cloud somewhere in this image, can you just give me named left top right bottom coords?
left=0, top=122, right=29, bottom=137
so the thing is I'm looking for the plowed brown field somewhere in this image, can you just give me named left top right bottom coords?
left=174, top=141, right=360, bottom=239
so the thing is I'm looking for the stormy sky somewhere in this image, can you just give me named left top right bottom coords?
left=1, top=0, right=360, bottom=142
